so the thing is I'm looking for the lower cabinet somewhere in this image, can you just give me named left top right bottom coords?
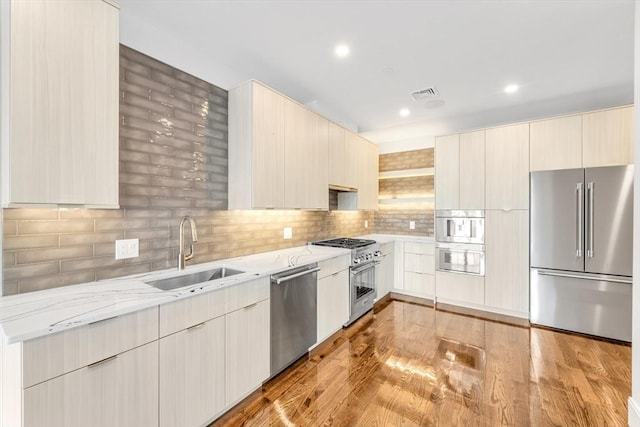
left=23, top=341, right=159, bottom=427
left=435, top=271, right=485, bottom=308
left=375, top=241, right=394, bottom=300
left=225, top=299, right=270, bottom=407
left=394, top=241, right=435, bottom=299
left=159, top=317, right=226, bottom=427
left=317, top=269, right=349, bottom=343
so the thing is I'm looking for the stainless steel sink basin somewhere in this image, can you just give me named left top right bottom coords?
left=145, top=267, right=245, bottom=291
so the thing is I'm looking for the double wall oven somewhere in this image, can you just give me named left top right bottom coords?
left=312, top=238, right=381, bottom=326
left=436, top=210, right=485, bottom=275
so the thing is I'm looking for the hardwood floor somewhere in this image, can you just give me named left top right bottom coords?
left=210, top=300, right=631, bottom=426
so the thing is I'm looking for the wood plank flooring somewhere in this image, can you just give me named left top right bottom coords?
left=210, top=300, right=631, bottom=426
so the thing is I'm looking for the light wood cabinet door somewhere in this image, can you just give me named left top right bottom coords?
left=459, top=130, right=485, bottom=209
left=6, top=0, right=119, bottom=206
left=435, top=271, right=484, bottom=307
left=583, top=106, right=633, bottom=167
left=375, top=242, right=395, bottom=299
left=328, top=122, right=346, bottom=187
left=317, top=269, right=349, bottom=342
left=403, top=272, right=435, bottom=299
left=284, top=100, right=328, bottom=209
left=24, top=341, right=158, bottom=427
left=159, top=316, right=225, bottom=427
left=530, top=115, right=582, bottom=171
left=484, top=210, right=529, bottom=317
left=344, top=131, right=361, bottom=189
left=435, top=134, right=460, bottom=210
left=359, top=140, right=379, bottom=210
left=485, top=123, right=529, bottom=210
left=225, top=299, right=270, bottom=407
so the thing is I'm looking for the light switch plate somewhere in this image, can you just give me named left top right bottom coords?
left=283, top=227, right=293, bottom=240
left=364, top=220, right=368, bottom=228
left=115, top=239, right=139, bottom=260
left=409, top=221, right=416, bottom=230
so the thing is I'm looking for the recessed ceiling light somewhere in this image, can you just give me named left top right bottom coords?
left=335, top=44, right=350, bottom=58
left=504, top=84, right=519, bottom=94
left=399, top=108, right=410, bottom=117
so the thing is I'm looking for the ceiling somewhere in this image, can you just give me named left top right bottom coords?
left=118, top=0, right=634, bottom=145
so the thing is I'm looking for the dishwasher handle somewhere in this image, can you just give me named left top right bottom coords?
left=272, top=267, right=320, bottom=285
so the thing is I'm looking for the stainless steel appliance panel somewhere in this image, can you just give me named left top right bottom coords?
left=530, top=168, right=584, bottom=272
left=436, top=210, right=485, bottom=244
left=530, top=268, right=631, bottom=342
left=270, top=264, right=319, bottom=377
left=436, top=242, right=485, bottom=275
left=584, top=165, right=633, bottom=276
left=345, top=261, right=377, bottom=326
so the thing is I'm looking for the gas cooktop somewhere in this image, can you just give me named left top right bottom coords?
left=311, top=238, right=376, bottom=249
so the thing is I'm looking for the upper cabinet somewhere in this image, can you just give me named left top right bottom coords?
left=229, top=81, right=328, bottom=209
left=1, top=0, right=120, bottom=207
left=582, top=106, right=633, bottom=168
left=230, top=80, right=377, bottom=210
left=485, top=123, right=529, bottom=210
left=530, top=106, right=633, bottom=171
left=530, top=115, right=582, bottom=171
left=435, top=131, right=484, bottom=210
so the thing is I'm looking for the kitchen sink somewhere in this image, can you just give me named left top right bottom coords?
left=145, top=267, right=245, bottom=291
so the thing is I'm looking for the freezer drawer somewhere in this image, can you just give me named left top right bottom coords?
left=530, top=268, right=631, bottom=342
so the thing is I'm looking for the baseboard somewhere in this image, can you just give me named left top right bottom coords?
left=436, top=302, right=531, bottom=328
left=629, top=397, right=640, bottom=426
left=389, top=292, right=434, bottom=307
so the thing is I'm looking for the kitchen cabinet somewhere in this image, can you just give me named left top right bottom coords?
left=317, top=255, right=350, bottom=343
left=435, top=271, right=484, bottom=308
left=1, top=0, right=119, bottom=207
left=344, top=131, right=362, bottom=190
left=23, top=340, right=158, bottom=427
left=284, top=99, right=329, bottom=209
left=435, top=131, right=484, bottom=210
left=530, top=115, right=582, bottom=171
left=484, top=210, right=529, bottom=317
left=435, top=134, right=459, bottom=210
left=402, top=242, right=435, bottom=299
left=159, top=317, right=225, bottom=427
left=329, top=122, right=347, bottom=188
left=375, top=241, right=395, bottom=300
left=459, top=130, right=485, bottom=209
left=582, top=106, right=633, bottom=168
left=359, top=140, right=379, bottom=210
left=485, top=123, right=529, bottom=210
left=225, top=299, right=270, bottom=407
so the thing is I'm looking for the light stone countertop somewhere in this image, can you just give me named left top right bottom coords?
left=357, top=233, right=435, bottom=244
left=0, top=244, right=350, bottom=344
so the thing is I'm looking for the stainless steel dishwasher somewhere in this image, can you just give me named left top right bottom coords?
left=270, top=263, right=319, bottom=378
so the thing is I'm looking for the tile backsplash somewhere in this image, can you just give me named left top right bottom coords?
left=2, top=46, right=372, bottom=295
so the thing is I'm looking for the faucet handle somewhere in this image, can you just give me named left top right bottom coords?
left=184, top=244, right=195, bottom=262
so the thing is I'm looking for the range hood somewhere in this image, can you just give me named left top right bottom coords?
left=329, top=187, right=358, bottom=211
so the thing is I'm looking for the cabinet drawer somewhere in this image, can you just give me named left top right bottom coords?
left=404, top=242, right=434, bottom=255
left=403, top=272, right=435, bottom=298
left=159, top=289, right=226, bottom=338
left=435, top=271, right=484, bottom=306
left=224, top=276, right=270, bottom=313
left=380, top=241, right=394, bottom=256
left=23, top=307, right=158, bottom=388
left=404, top=253, right=435, bottom=274
left=318, top=255, right=350, bottom=279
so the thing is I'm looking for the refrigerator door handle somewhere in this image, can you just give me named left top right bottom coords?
left=576, top=183, right=582, bottom=258
left=587, top=182, right=594, bottom=258
left=537, top=269, right=632, bottom=284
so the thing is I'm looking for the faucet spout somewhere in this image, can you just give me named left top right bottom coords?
left=178, top=216, right=198, bottom=270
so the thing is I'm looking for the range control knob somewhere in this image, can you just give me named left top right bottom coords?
left=353, top=257, right=361, bottom=264
left=374, top=250, right=382, bottom=258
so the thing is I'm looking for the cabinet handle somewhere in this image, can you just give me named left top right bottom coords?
left=88, top=315, right=118, bottom=326
left=187, top=322, right=206, bottom=331
left=88, top=355, right=118, bottom=368
left=331, top=271, right=341, bottom=277
left=244, top=302, right=258, bottom=310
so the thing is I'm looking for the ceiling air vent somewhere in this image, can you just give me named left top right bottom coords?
left=410, top=86, right=439, bottom=101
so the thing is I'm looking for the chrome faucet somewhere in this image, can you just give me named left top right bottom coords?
left=178, top=216, right=198, bottom=270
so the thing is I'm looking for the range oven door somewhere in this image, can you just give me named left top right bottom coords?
left=436, top=243, right=485, bottom=276
left=346, top=262, right=377, bottom=326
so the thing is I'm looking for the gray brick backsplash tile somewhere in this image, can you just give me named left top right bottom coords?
left=125, top=209, right=173, bottom=219
left=61, top=256, right=124, bottom=273
left=18, top=246, right=94, bottom=264
left=123, top=92, right=174, bottom=117
left=19, top=220, right=94, bottom=235
left=120, top=126, right=153, bottom=142
left=124, top=70, right=174, bottom=96
left=3, top=281, right=18, bottom=296
left=19, top=271, right=96, bottom=294
left=149, top=91, right=195, bottom=114
left=173, top=107, right=208, bottom=126
left=95, top=219, right=149, bottom=232
left=120, top=103, right=152, bottom=121
left=3, top=208, right=59, bottom=220
left=4, top=252, right=15, bottom=269
left=5, top=262, right=60, bottom=281
left=120, top=56, right=151, bottom=77
left=150, top=69, right=193, bottom=93
left=120, top=172, right=153, bottom=186
left=3, top=220, right=17, bottom=235
left=150, top=197, right=193, bottom=209
left=96, top=263, right=153, bottom=281
left=125, top=185, right=173, bottom=198
left=121, top=45, right=174, bottom=74
left=119, top=196, right=151, bottom=208
left=125, top=228, right=171, bottom=241
left=124, top=162, right=174, bottom=177
left=121, top=149, right=153, bottom=165
left=5, top=235, right=59, bottom=250
left=123, top=139, right=174, bottom=157
left=94, top=242, right=116, bottom=257
left=58, top=208, right=124, bottom=220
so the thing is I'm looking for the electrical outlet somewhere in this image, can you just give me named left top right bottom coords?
left=283, top=227, right=293, bottom=240
left=115, top=239, right=139, bottom=260
left=409, top=221, right=416, bottom=230
left=364, top=220, right=368, bottom=228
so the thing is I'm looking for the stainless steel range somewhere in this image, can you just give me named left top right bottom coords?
left=312, top=238, right=381, bottom=326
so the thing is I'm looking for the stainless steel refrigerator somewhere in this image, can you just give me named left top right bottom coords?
left=530, top=165, right=633, bottom=342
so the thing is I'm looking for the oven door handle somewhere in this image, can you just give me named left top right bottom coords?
left=351, top=262, right=379, bottom=275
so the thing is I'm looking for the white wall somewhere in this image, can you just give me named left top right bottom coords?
left=376, top=135, right=435, bottom=154
left=630, top=2, right=640, bottom=425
